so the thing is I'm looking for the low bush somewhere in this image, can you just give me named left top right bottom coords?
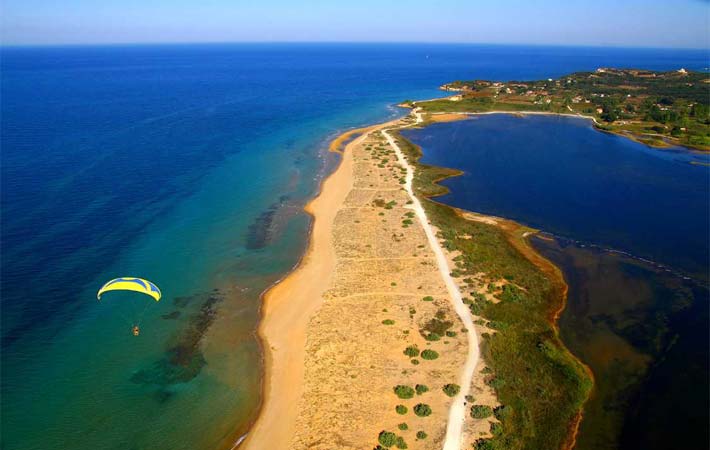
left=474, top=439, right=495, bottom=450
left=422, top=296, right=434, bottom=302
left=442, top=383, right=460, bottom=397
left=398, top=423, right=408, bottom=431
left=394, top=385, right=415, bottom=399
left=382, top=319, right=395, bottom=325
left=403, top=345, right=420, bottom=357
left=490, top=422, right=503, bottom=436
left=396, top=405, right=408, bottom=415
left=413, top=403, right=432, bottom=417
left=415, top=384, right=429, bottom=395
left=470, top=405, right=493, bottom=419
left=420, top=349, right=439, bottom=360
left=378, top=431, right=397, bottom=447
left=416, top=431, right=427, bottom=440
left=493, top=405, right=510, bottom=421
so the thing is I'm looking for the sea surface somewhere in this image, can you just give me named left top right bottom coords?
left=1, top=43, right=707, bottom=450
left=402, top=114, right=709, bottom=449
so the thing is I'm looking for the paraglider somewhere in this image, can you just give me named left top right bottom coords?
left=97, top=277, right=161, bottom=336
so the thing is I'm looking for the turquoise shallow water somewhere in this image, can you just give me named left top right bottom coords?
left=1, top=44, right=707, bottom=449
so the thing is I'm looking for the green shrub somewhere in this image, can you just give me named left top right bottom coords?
left=445, top=330, right=457, bottom=337
left=490, top=422, right=503, bottom=436
left=493, top=405, right=510, bottom=421
left=474, top=438, right=495, bottom=450
left=382, top=319, right=395, bottom=325
left=378, top=430, right=397, bottom=447
left=470, top=405, right=493, bottom=419
left=416, top=431, right=427, bottom=440
left=415, top=384, right=429, bottom=395
left=410, top=359, right=419, bottom=365
left=424, top=333, right=440, bottom=341
left=422, top=316, right=453, bottom=335
left=442, top=383, right=460, bottom=397
left=422, top=296, right=434, bottom=302
left=394, top=385, right=415, bottom=399
left=395, top=436, right=407, bottom=449
left=398, top=422, right=408, bottom=431
left=403, top=345, right=420, bottom=357
left=413, top=403, right=432, bottom=417
left=420, top=349, right=439, bottom=360
left=396, top=405, right=408, bottom=415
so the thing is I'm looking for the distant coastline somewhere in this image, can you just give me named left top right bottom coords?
left=412, top=68, right=710, bottom=152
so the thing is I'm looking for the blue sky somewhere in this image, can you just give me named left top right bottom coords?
left=2, top=0, right=708, bottom=47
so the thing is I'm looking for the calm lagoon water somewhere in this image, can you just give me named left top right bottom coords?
left=1, top=44, right=707, bottom=449
left=402, top=114, right=709, bottom=449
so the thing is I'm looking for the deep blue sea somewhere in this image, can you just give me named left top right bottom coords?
left=1, top=43, right=707, bottom=450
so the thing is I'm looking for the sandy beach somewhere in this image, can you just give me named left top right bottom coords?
left=241, top=129, right=358, bottom=449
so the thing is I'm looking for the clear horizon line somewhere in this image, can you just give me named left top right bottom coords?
left=1, top=39, right=707, bottom=52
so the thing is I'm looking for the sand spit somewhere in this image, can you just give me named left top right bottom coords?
left=243, top=113, right=496, bottom=450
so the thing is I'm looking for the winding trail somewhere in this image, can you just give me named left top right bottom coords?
left=383, top=110, right=479, bottom=450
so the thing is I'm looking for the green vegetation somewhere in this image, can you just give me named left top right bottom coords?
left=422, top=295, right=434, bottom=302
left=423, top=332, right=440, bottom=341
left=419, top=69, right=710, bottom=151
left=415, top=384, right=429, bottom=395
left=391, top=130, right=593, bottom=449
left=474, top=439, right=495, bottom=450
left=413, top=403, right=432, bottom=417
left=442, top=383, right=461, bottom=397
left=410, top=359, right=419, bottom=365
left=395, top=436, right=407, bottom=449
left=395, top=405, right=408, bottom=415
left=416, top=431, right=428, bottom=440
left=403, top=345, right=420, bottom=357
left=394, top=385, right=415, bottom=399
left=398, top=422, right=408, bottom=431
left=382, top=319, right=395, bottom=325
left=378, top=431, right=397, bottom=447
left=470, top=405, right=493, bottom=419
left=420, top=312, right=454, bottom=340
left=420, top=349, right=439, bottom=360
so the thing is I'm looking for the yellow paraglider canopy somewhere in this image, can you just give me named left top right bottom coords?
left=97, top=277, right=161, bottom=302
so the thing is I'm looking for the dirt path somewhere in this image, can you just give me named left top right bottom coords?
left=383, top=110, right=480, bottom=450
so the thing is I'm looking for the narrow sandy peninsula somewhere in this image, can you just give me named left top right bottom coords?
left=242, top=113, right=500, bottom=450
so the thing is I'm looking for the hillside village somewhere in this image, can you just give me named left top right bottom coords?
left=414, top=68, right=710, bottom=151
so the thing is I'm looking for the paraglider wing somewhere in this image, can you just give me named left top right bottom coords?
left=97, top=277, right=161, bottom=302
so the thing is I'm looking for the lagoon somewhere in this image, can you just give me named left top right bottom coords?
left=402, top=114, right=709, bottom=449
